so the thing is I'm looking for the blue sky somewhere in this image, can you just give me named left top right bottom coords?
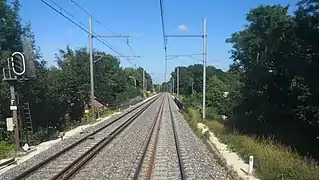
left=19, top=0, right=297, bottom=83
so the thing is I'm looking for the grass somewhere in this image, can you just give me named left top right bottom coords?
left=0, top=141, right=16, bottom=159
left=144, top=91, right=156, bottom=98
left=203, top=120, right=319, bottom=180
left=181, top=108, right=202, bottom=137
left=83, top=108, right=116, bottom=124
left=99, top=108, right=116, bottom=118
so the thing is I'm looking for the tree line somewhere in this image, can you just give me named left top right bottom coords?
left=0, top=0, right=153, bottom=143
left=165, top=0, right=319, bottom=161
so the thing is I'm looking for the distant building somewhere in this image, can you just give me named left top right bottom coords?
left=89, top=99, right=106, bottom=111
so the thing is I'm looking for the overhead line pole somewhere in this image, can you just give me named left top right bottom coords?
left=40, top=1, right=143, bottom=120
left=170, top=80, right=173, bottom=93
left=88, top=17, right=142, bottom=120
left=71, top=0, right=140, bottom=59
left=143, top=69, right=145, bottom=93
left=164, top=44, right=168, bottom=92
left=203, top=18, right=207, bottom=120
left=172, top=76, right=174, bottom=95
left=40, top=0, right=137, bottom=61
left=89, top=17, right=94, bottom=121
left=164, top=18, right=207, bottom=119
left=177, top=67, right=179, bottom=97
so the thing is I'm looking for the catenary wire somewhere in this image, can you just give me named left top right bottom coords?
left=40, top=0, right=136, bottom=66
left=159, top=0, right=168, bottom=83
left=70, top=0, right=139, bottom=58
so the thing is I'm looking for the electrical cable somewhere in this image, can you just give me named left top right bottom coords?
left=159, top=0, right=168, bottom=83
left=40, top=0, right=136, bottom=66
left=70, top=0, right=139, bottom=59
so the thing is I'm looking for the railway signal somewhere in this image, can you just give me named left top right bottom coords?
left=11, top=52, right=26, bottom=76
left=2, top=51, right=27, bottom=151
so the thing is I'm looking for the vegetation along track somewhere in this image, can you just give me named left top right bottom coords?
left=132, top=93, right=186, bottom=180
left=11, top=94, right=160, bottom=180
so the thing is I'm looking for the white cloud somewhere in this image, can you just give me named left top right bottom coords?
left=178, top=24, right=189, bottom=31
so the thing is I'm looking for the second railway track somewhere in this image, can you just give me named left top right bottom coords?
left=10, top=94, right=160, bottom=180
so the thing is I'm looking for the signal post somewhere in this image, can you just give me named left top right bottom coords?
left=2, top=52, right=28, bottom=150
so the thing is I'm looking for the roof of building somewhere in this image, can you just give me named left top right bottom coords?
left=89, top=99, right=105, bottom=108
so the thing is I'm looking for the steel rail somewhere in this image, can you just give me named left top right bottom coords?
left=51, top=94, right=160, bottom=180
left=145, top=95, right=166, bottom=180
left=133, top=94, right=186, bottom=180
left=168, top=95, right=186, bottom=180
left=132, top=94, right=166, bottom=180
left=12, top=94, right=160, bottom=180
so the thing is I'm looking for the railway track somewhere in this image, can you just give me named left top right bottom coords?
left=11, top=94, right=160, bottom=180
left=132, top=93, right=186, bottom=180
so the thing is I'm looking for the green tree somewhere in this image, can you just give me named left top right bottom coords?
left=0, top=0, right=157, bottom=145
left=0, top=0, right=24, bottom=136
left=206, top=75, right=228, bottom=117
left=226, top=2, right=319, bottom=159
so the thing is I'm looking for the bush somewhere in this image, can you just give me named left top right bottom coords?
left=204, top=120, right=226, bottom=135
left=144, top=91, right=155, bottom=98
left=182, top=93, right=201, bottom=107
left=22, top=126, right=58, bottom=146
left=206, top=106, right=220, bottom=120
left=204, top=120, right=319, bottom=180
left=182, top=108, right=203, bottom=137
left=0, top=141, right=16, bottom=159
left=99, top=108, right=115, bottom=118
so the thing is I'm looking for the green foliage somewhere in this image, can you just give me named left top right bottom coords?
left=0, top=1, right=154, bottom=146
left=83, top=109, right=94, bottom=124
left=174, top=63, right=241, bottom=123
left=0, top=0, right=23, bottom=134
left=21, top=127, right=58, bottom=146
left=174, top=0, right=319, bottom=164
left=163, top=65, right=232, bottom=95
left=0, top=141, right=16, bottom=159
left=167, top=0, right=319, bottom=175
left=206, top=76, right=229, bottom=115
left=145, top=91, right=155, bottom=98
left=206, top=106, right=220, bottom=120
left=182, top=108, right=202, bottom=137
left=204, top=120, right=319, bottom=180
left=83, top=108, right=116, bottom=125
left=226, top=1, right=319, bottom=160
left=99, top=108, right=115, bottom=118
left=182, top=92, right=202, bottom=107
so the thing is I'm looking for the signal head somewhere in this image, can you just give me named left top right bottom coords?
left=11, top=52, right=26, bottom=76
